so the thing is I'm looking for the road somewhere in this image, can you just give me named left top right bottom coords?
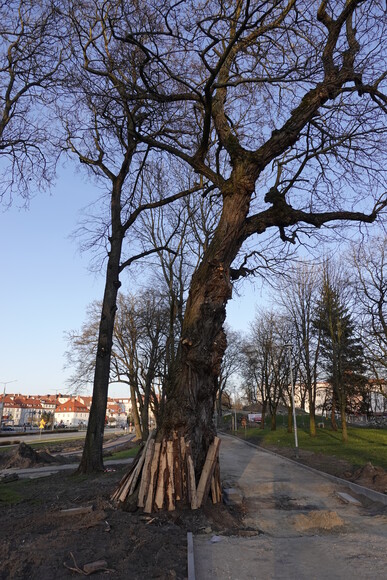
left=194, top=434, right=387, bottom=580
left=0, top=427, right=133, bottom=446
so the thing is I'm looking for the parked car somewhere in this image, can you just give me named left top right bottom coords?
left=1, top=426, right=14, bottom=431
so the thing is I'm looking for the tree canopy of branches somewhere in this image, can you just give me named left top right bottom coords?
left=9, top=0, right=386, bottom=509
left=98, top=0, right=386, bottom=510
left=0, top=0, right=63, bottom=204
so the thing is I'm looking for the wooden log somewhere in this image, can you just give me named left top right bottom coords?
left=173, top=436, right=183, bottom=502
left=215, top=458, right=222, bottom=502
left=186, top=442, right=198, bottom=510
left=210, top=457, right=222, bottom=503
left=60, top=506, right=93, bottom=516
left=154, top=440, right=168, bottom=510
left=196, top=437, right=221, bottom=507
left=166, top=440, right=175, bottom=511
left=127, top=431, right=154, bottom=498
left=83, top=560, right=109, bottom=574
left=180, top=436, right=188, bottom=503
left=111, top=431, right=154, bottom=503
left=137, top=439, right=155, bottom=508
left=144, top=441, right=161, bottom=513
left=111, top=447, right=142, bottom=502
left=211, top=474, right=217, bottom=504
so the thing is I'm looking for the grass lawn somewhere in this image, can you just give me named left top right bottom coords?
left=109, top=445, right=140, bottom=460
left=235, top=424, right=387, bottom=470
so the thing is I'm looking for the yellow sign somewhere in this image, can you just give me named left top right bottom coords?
left=39, top=419, right=46, bottom=430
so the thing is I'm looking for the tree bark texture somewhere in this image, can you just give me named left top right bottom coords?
left=162, top=184, right=252, bottom=472
left=113, top=177, right=253, bottom=508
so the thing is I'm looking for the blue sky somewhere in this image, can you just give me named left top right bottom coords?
left=0, top=171, right=263, bottom=399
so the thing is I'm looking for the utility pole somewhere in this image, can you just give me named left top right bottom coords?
left=0, top=380, right=17, bottom=428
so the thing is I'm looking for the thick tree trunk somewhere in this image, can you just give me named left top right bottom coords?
left=270, top=413, right=277, bottom=431
left=113, top=177, right=254, bottom=510
left=159, top=185, right=252, bottom=471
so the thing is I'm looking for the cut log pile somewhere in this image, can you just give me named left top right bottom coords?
left=111, top=432, right=221, bottom=512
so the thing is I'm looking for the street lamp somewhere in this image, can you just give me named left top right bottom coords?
left=284, top=346, right=299, bottom=458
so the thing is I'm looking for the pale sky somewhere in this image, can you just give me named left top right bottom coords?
left=0, top=168, right=265, bottom=399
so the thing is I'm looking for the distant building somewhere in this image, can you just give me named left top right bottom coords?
left=0, top=394, right=44, bottom=426
left=55, top=399, right=89, bottom=428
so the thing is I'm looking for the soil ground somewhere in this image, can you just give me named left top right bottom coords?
left=0, top=439, right=242, bottom=580
left=0, top=435, right=386, bottom=579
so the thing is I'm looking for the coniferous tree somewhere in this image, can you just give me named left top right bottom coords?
left=314, top=266, right=367, bottom=441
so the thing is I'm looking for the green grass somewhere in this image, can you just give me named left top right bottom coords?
left=235, top=425, right=387, bottom=470
left=0, top=479, right=34, bottom=505
left=0, top=485, right=23, bottom=505
left=109, top=445, right=140, bottom=460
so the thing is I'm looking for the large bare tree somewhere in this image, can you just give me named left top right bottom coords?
left=111, top=0, right=386, bottom=510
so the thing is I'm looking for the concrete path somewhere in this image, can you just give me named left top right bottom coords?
left=194, top=435, right=387, bottom=580
left=0, top=457, right=134, bottom=478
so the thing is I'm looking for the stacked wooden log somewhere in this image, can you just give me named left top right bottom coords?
left=111, top=432, right=221, bottom=512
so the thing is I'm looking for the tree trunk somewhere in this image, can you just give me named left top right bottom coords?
left=287, top=405, right=293, bottom=433
left=331, top=397, right=338, bottom=431
left=270, top=413, right=277, bottom=431
left=340, top=393, right=348, bottom=443
left=309, top=401, right=316, bottom=437
left=260, top=400, right=267, bottom=430
left=113, top=178, right=254, bottom=510
left=77, top=181, right=124, bottom=473
left=130, top=384, right=142, bottom=440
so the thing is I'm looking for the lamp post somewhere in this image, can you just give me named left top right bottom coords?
left=284, top=346, right=299, bottom=458
left=0, top=380, right=17, bottom=429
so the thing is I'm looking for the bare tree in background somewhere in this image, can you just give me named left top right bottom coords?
left=352, top=235, right=387, bottom=383
left=0, top=0, right=63, bottom=204
left=57, top=2, right=203, bottom=473
left=280, top=264, right=321, bottom=436
left=216, top=327, right=243, bottom=424
left=66, top=290, right=170, bottom=441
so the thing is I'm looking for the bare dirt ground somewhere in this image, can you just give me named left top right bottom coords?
left=1, top=435, right=386, bottom=579
left=0, top=440, right=242, bottom=580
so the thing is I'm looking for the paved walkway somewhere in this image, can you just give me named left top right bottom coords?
left=193, top=435, right=387, bottom=580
